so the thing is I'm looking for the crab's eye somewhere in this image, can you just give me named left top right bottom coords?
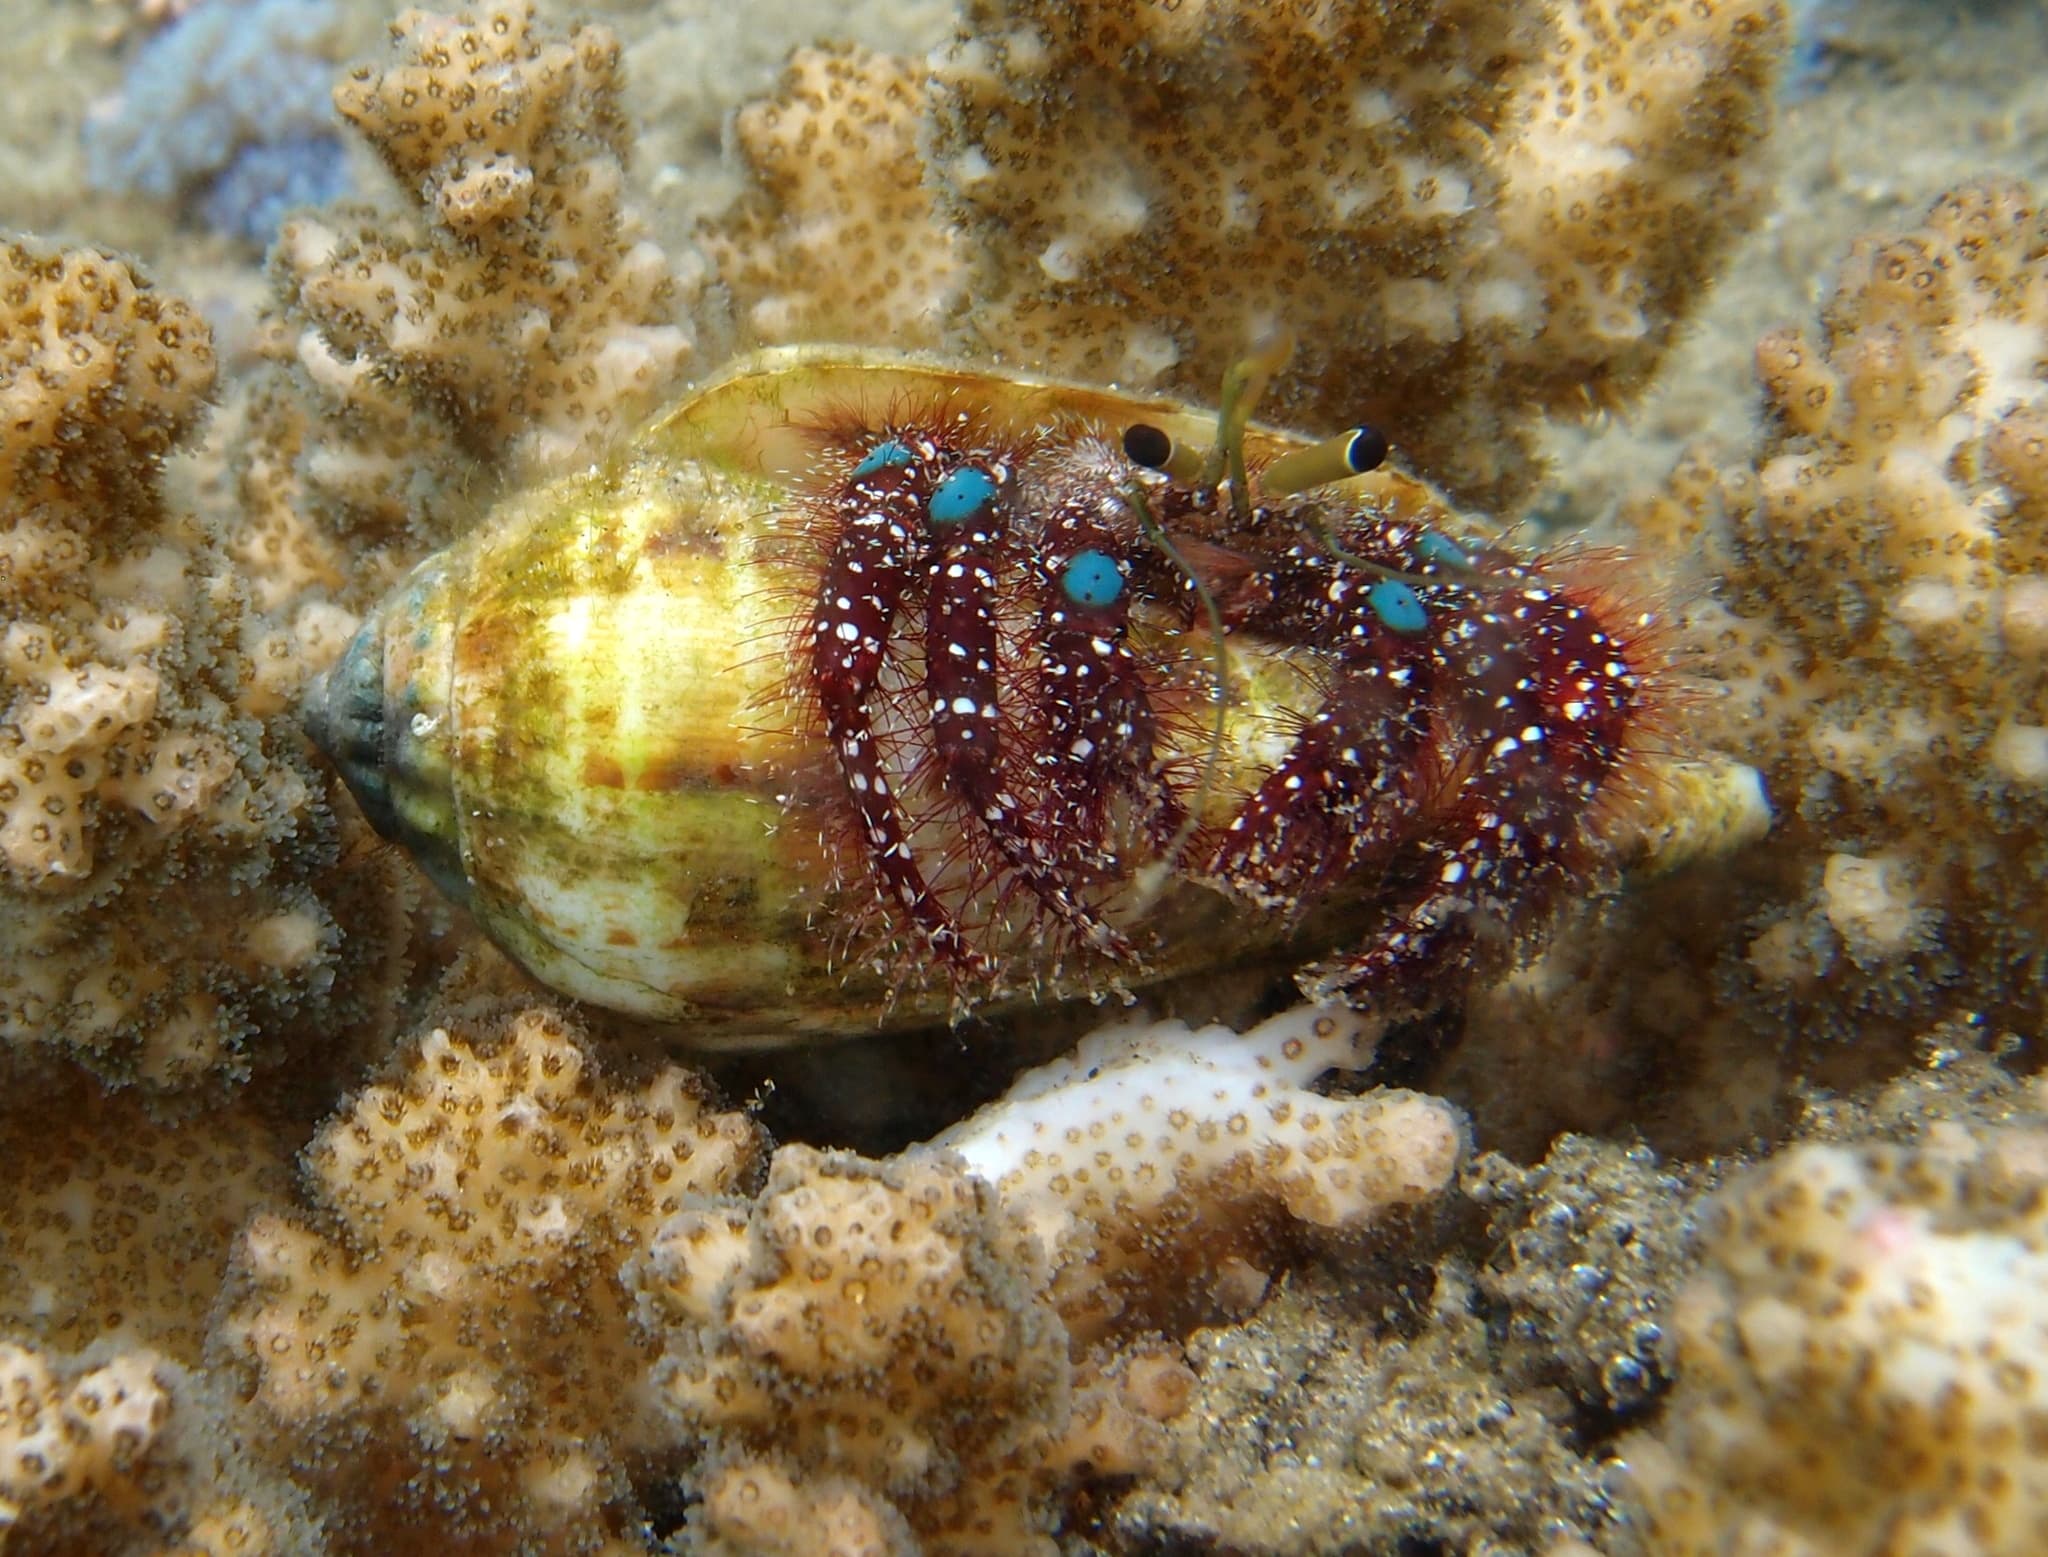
left=1367, top=578, right=1429, bottom=636
left=1262, top=425, right=1389, bottom=496
left=1061, top=549, right=1125, bottom=609
left=853, top=438, right=914, bottom=477
left=1122, top=422, right=1206, bottom=482
left=929, top=467, right=997, bottom=525
left=1123, top=423, right=1174, bottom=468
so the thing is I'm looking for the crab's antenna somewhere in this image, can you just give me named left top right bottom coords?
left=1202, top=327, right=1296, bottom=519
left=1125, top=477, right=1231, bottom=878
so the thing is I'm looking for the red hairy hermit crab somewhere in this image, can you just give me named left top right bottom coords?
left=303, top=345, right=1740, bottom=1049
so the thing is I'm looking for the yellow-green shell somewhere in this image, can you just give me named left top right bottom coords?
left=305, top=349, right=1489, bottom=1046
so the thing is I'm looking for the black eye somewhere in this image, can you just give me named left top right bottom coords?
left=1122, top=422, right=1174, bottom=469
left=1344, top=425, right=1389, bottom=474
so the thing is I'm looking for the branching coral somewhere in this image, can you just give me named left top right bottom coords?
left=0, top=1080, right=291, bottom=1364
left=935, top=1005, right=1466, bottom=1342
left=636, top=1145, right=1181, bottom=1557
left=6, top=2, right=2035, bottom=1553
left=0, top=0, right=714, bottom=1085
left=0, top=237, right=408, bottom=1085
left=701, top=46, right=955, bottom=349
left=624, top=1005, right=1458, bottom=1554
left=247, top=0, right=694, bottom=574
left=218, top=1004, right=764, bottom=1550
left=704, top=0, right=1789, bottom=509
left=0, top=1345, right=171, bottom=1533
left=0, top=1340, right=313, bottom=1555
left=1626, top=177, right=2048, bottom=1035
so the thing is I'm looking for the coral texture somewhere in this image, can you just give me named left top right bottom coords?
left=705, top=0, right=1790, bottom=509
left=936, top=1005, right=1466, bottom=1341
left=250, top=0, right=693, bottom=572
left=0, top=0, right=713, bottom=1090
left=702, top=46, right=957, bottom=347
left=218, top=1005, right=764, bottom=1547
left=637, top=1145, right=1181, bottom=1556
left=0, top=1344, right=170, bottom=1534
left=7, top=1, right=2040, bottom=1553
left=0, top=237, right=404, bottom=1084
left=1628, top=178, right=2048, bottom=1035
left=633, top=1005, right=1454, bottom=1552
left=1627, top=1085, right=2048, bottom=1555
left=0, top=1082, right=290, bottom=1364
left=0, top=1340, right=315, bottom=1554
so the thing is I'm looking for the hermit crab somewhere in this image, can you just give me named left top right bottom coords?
left=304, top=343, right=1717, bottom=1049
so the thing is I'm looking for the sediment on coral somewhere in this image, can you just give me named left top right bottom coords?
left=1107, top=1266, right=1630, bottom=1556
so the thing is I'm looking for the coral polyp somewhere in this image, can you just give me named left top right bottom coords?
left=302, top=346, right=1672, bottom=1045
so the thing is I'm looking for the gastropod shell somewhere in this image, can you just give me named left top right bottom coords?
left=304, top=346, right=1754, bottom=1049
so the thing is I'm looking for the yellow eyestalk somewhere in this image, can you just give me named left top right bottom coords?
left=1260, top=425, right=1391, bottom=496
left=1119, top=421, right=1207, bottom=483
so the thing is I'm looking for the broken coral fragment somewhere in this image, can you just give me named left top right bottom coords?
left=935, top=1004, right=1466, bottom=1340
left=253, top=0, right=693, bottom=563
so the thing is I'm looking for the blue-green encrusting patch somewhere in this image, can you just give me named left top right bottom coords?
left=929, top=467, right=997, bottom=525
left=852, top=438, right=914, bottom=477
left=1061, top=549, right=1124, bottom=608
left=1368, top=578, right=1429, bottom=636
left=1417, top=531, right=1470, bottom=570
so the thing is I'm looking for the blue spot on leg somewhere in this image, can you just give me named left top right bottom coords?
left=1416, top=531, right=1470, bottom=570
left=1061, top=549, right=1125, bottom=608
left=852, top=439, right=914, bottom=477
left=929, top=467, right=998, bottom=525
left=1367, top=579, right=1429, bottom=636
